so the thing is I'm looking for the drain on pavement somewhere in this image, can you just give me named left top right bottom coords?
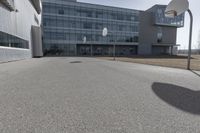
left=70, top=61, right=82, bottom=64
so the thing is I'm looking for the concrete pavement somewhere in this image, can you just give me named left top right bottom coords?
left=0, top=57, right=200, bottom=133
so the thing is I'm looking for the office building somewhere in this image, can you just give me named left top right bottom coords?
left=42, top=0, right=184, bottom=56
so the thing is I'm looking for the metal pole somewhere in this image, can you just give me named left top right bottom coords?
left=113, top=44, right=116, bottom=60
left=171, top=46, right=173, bottom=55
left=90, top=44, right=93, bottom=57
left=187, top=9, right=193, bottom=70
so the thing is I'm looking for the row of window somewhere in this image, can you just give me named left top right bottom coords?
left=77, top=45, right=137, bottom=56
left=44, top=44, right=76, bottom=56
left=0, top=32, right=29, bottom=49
left=43, top=32, right=139, bottom=43
left=155, top=7, right=184, bottom=27
left=43, top=18, right=139, bottom=32
left=43, top=44, right=137, bottom=56
left=43, top=4, right=139, bottom=22
left=42, top=2, right=140, bottom=53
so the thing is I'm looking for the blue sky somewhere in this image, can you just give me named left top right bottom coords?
left=78, top=0, right=200, bottom=49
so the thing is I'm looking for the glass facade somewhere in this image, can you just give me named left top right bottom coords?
left=0, top=31, right=29, bottom=49
left=154, top=6, right=184, bottom=27
left=42, top=0, right=139, bottom=56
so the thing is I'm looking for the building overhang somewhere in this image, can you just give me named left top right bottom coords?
left=152, top=43, right=180, bottom=47
left=30, top=0, right=41, bottom=14
left=0, top=0, right=15, bottom=11
left=154, top=23, right=184, bottom=28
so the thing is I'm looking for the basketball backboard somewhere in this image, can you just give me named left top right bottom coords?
left=165, top=0, right=189, bottom=18
left=83, top=36, right=86, bottom=44
left=102, top=28, right=108, bottom=37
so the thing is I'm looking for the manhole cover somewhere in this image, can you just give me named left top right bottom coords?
left=70, top=61, right=82, bottom=64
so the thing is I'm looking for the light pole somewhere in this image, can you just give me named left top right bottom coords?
left=113, top=43, right=116, bottom=60
left=102, top=27, right=116, bottom=60
left=165, top=0, right=193, bottom=70
left=102, top=27, right=112, bottom=59
left=187, top=9, right=193, bottom=70
left=83, top=36, right=89, bottom=56
left=83, top=36, right=87, bottom=44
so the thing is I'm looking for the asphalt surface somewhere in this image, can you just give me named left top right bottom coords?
left=0, top=57, right=200, bottom=133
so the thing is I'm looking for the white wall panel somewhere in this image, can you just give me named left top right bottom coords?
left=0, top=0, right=41, bottom=62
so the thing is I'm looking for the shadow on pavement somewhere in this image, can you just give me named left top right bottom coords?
left=125, top=55, right=193, bottom=59
left=152, top=82, right=200, bottom=115
left=190, top=70, right=200, bottom=77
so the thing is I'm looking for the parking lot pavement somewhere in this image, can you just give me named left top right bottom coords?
left=0, top=57, right=200, bottom=133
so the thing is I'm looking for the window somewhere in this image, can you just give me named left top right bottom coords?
left=0, top=31, right=29, bottom=49
left=70, top=34, right=76, bottom=41
left=111, top=13, right=116, bottom=20
left=58, top=33, right=66, bottom=40
left=70, top=21, right=76, bottom=28
left=77, top=34, right=83, bottom=41
left=133, top=36, right=139, bottom=42
left=44, top=32, right=51, bottom=39
left=83, top=23, right=92, bottom=29
left=43, top=5, right=49, bottom=13
left=85, top=35, right=92, bottom=41
left=95, top=35, right=101, bottom=41
left=117, top=14, right=124, bottom=20
left=130, top=25, right=139, bottom=32
left=95, top=23, right=103, bottom=30
left=43, top=21, right=47, bottom=26
left=96, top=11, right=103, bottom=18
left=119, top=25, right=126, bottom=31
left=57, top=20, right=64, bottom=27
left=157, top=27, right=163, bottom=43
left=58, top=9, right=64, bottom=15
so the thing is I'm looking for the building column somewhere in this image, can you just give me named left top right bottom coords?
left=113, top=44, right=116, bottom=60
left=90, top=44, right=93, bottom=56
left=75, top=44, right=77, bottom=56
left=170, top=46, right=173, bottom=55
